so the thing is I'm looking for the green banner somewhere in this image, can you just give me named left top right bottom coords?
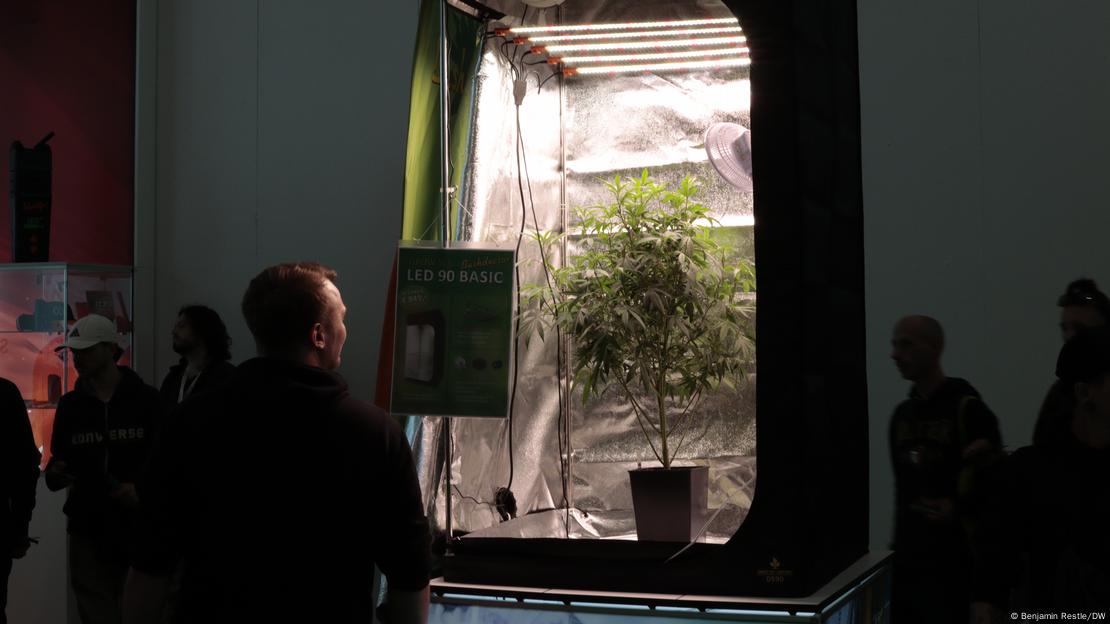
left=401, top=0, right=485, bottom=242
left=391, top=245, right=515, bottom=418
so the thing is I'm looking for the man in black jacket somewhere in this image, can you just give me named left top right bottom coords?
left=1033, top=278, right=1110, bottom=450
left=160, top=305, right=236, bottom=406
left=45, top=314, right=163, bottom=624
left=888, top=315, right=1003, bottom=624
left=1, top=377, right=40, bottom=624
left=125, top=262, right=431, bottom=624
left=972, top=328, right=1110, bottom=620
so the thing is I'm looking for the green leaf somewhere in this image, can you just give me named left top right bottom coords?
left=529, top=172, right=756, bottom=465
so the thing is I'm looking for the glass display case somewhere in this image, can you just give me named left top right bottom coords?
left=0, top=263, right=133, bottom=467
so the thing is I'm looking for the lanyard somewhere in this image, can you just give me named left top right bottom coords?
left=178, top=370, right=202, bottom=403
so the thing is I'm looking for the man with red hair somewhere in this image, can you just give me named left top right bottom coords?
left=126, top=262, right=430, bottom=624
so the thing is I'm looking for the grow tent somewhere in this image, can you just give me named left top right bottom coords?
left=384, top=0, right=869, bottom=598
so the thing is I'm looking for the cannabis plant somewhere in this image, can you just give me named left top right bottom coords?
left=522, top=171, right=755, bottom=469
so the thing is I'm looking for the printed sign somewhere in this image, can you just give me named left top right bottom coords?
left=390, top=245, right=515, bottom=418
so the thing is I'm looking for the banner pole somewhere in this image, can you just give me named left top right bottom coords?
left=438, top=0, right=454, bottom=550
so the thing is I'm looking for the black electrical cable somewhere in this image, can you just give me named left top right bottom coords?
left=504, top=108, right=529, bottom=496
left=513, top=45, right=525, bottom=71
left=537, top=70, right=559, bottom=92
left=501, top=99, right=523, bottom=526
left=499, top=40, right=517, bottom=74
left=499, top=2, right=537, bottom=498
left=453, top=485, right=496, bottom=509
left=495, top=6, right=571, bottom=530
left=510, top=6, right=529, bottom=69
left=516, top=105, right=571, bottom=537
left=453, top=484, right=518, bottom=523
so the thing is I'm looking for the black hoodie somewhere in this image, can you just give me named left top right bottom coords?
left=159, top=358, right=237, bottom=405
left=46, top=366, right=163, bottom=547
left=972, top=438, right=1110, bottom=610
left=1, top=377, right=40, bottom=543
left=889, top=377, right=1002, bottom=567
left=134, top=357, right=431, bottom=623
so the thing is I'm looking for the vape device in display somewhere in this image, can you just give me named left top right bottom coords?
left=404, top=310, right=445, bottom=385
left=47, top=374, right=61, bottom=404
left=9, top=133, right=54, bottom=262
left=16, top=299, right=66, bottom=332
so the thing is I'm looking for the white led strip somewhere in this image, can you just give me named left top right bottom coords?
left=544, top=36, right=746, bottom=54
left=570, top=57, right=751, bottom=75
left=526, top=26, right=743, bottom=43
left=560, top=47, right=749, bottom=65
left=510, top=17, right=739, bottom=34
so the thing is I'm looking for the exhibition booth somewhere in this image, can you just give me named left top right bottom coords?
left=3, top=0, right=881, bottom=620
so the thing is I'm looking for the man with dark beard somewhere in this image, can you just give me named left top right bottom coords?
left=155, top=305, right=236, bottom=623
left=160, top=305, right=236, bottom=405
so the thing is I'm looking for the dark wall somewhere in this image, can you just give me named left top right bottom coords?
left=0, top=0, right=135, bottom=265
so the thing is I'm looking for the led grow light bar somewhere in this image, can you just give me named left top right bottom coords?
left=541, top=36, right=746, bottom=54
left=564, top=57, right=751, bottom=76
left=499, top=17, right=750, bottom=76
left=556, top=47, right=749, bottom=65
left=509, top=17, right=739, bottom=35
left=526, top=26, right=743, bottom=43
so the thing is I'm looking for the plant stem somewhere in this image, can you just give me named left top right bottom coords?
left=658, top=391, right=669, bottom=469
left=669, top=389, right=704, bottom=463
left=618, top=376, right=660, bottom=435
left=658, top=314, right=672, bottom=469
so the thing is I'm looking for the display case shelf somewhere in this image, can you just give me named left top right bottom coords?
left=0, top=263, right=134, bottom=467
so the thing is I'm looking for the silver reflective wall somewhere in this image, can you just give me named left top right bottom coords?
left=417, top=0, right=756, bottom=543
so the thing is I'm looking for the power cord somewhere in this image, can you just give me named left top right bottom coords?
left=485, top=6, right=568, bottom=531
left=515, top=96, right=571, bottom=537
left=498, top=1, right=528, bottom=508
left=453, top=484, right=517, bottom=524
left=499, top=18, right=527, bottom=508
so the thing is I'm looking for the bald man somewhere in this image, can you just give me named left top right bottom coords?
left=888, top=315, right=1002, bottom=624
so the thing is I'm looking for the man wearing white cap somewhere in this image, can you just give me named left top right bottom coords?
left=44, top=314, right=163, bottom=624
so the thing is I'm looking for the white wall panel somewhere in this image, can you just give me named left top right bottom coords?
left=144, top=0, right=416, bottom=400
left=257, top=0, right=414, bottom=398
left=152, top=0, right=259, bottom=383
left=977, top=0, right=1110, bottom=445
left=859, top=0, right=1110, bottom=549
left=859, top=0, right=985, bottom=551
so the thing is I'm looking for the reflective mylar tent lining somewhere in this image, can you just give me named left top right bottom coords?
left=407, top=0, right=756, bottom=543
